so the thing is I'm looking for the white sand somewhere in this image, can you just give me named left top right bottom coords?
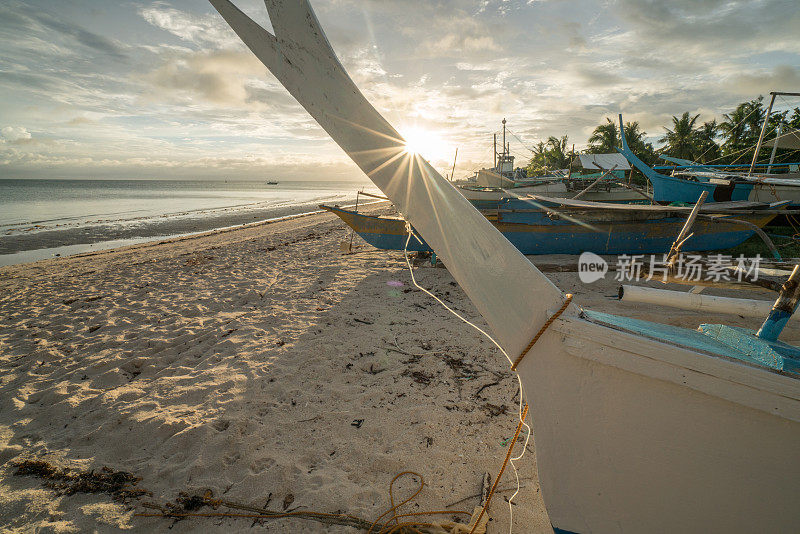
left=0, top=205, right=795, bottom=533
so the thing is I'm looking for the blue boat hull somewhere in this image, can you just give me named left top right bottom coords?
left=650, top=172, right=754, bottom=203
left=322, top=205, right=774, bottom=255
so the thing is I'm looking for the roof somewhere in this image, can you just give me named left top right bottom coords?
left=577, top=153, right=631, bottom=170
left=764, top=129, right=800, bottom=150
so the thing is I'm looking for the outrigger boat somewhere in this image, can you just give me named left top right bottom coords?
left=209, top=1, right=800, bottom=531
left=617, top=112, right=800, bottom=206
left=457, top=120, right=644, bottom=205
left=321, top=197, right=785, bottom=255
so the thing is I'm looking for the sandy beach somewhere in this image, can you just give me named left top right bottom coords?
left=1, top=203, right=795, bottom=533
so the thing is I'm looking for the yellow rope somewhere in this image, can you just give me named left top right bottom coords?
left=511, top=294, right=573, bottom=371
left=468, top=404, right=529, bottom=534
left=137, top=470, right=472, bottom=534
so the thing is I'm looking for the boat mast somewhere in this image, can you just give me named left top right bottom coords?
left=493, top=133, right=497, bottom=170
left=768, top=123, right=782, bottom=174
left=502, top=117, right=507, bottom=162
left=749, top=91, right=800, bottom=175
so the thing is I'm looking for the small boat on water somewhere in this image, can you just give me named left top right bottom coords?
left=210, top=2, right=800, bottom=531
left=321, top=198, right=782, bottom=255
left=266, top=180, right=279, bottom=185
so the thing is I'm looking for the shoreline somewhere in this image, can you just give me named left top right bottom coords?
left=0, top=199, right=387, bottom=268
left=1, top=205, right=796, bottom=533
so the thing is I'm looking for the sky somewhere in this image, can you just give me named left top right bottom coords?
left=1, top=0, right=799, bottom=181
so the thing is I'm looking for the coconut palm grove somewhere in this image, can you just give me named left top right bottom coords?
left=527, top=96, right=800, bottom=176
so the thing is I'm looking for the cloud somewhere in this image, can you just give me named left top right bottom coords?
left=1, top=126, right=32, bottom=142
left=66, top=117, right=96, bottom=126
left=0, top=2, right=126, bottom=60
left=139, top=3, right=241, bottom=49
left=616, top=0, right=800, bottom=56
left=729, top=65, right=800, bottom=97
left=143, top=49, right=267, bottom=104
left=1, top=0, right=799, bottom=180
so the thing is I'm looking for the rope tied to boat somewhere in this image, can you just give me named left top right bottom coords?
left=510, top=294, right=573, bottom=371
left=467, top=404, right=529, bottom=534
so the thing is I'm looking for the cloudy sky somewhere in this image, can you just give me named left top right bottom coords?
left=1, top=0, right=798, bottom=181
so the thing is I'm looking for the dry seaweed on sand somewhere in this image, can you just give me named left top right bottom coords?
left=14, top=459, right=148, bottom=502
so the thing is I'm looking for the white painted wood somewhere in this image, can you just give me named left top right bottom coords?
left=209, top=2, right=800, bottom=531
left=553, top=315, right=800, bottom=403
left=517, top=329, right=800, bottom=533
left=208, top=0, right=566, bottom=361
left=619, top=285, right=796, bottom=322
left=553, top=315, right=800, bottom=417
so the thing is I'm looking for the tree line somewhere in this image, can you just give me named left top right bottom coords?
left=526, top=96, right=800, bottom=176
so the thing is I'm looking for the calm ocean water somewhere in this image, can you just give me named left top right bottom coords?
left=0, top=178, right=380, bottom=266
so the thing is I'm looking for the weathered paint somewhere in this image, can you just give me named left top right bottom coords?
left=523, top=319, right=800, bottom=533
left=588, top=311, right=800, bottom=375
left=323, top=205, right=772, bottom=255
left=617, top=115, right=800, bottom=205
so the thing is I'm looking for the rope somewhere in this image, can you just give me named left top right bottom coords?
left=137, top=472, right=472, bottom=533
left=510, top=294, right=573, bottom=371
left=468, top=404, right=529, bottom=534
left=402, top=230, right=511, bottom=363
left=506, top=375, right=531, bottom=533
left=401, top=229, right=535, bottom=533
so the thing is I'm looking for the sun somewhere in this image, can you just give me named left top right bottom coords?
left=400, top=126, right=452, bottom=162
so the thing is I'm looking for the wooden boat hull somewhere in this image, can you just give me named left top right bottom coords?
left=526, top=312, right=800, bottom=533
left=212, top=5, right=800, bottom=532
left=459, top=183, right=645, bottom=204
left=649, top=172, right=800, bottom=206
left=322, top=205, right=775, bottom=255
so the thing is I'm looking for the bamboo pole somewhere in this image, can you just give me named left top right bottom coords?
left=749, top=92, right=776, bottom=176
left=757, top=265, right=800, bottom=341
left=611, top=181, right=655, bottom=204
left=696, top=214, right=780, bottom=259
left=768, top=123, right=782, bottom=174
left=571, top=165, right=618, bottom=200
left=667, top=190, right=708, bottom=261
left=637, top=264, right=784, bottom=292
left=618, top=285, right=797, bottom=322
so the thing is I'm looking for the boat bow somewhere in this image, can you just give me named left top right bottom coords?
left=209, top=0, right=569, bottom=360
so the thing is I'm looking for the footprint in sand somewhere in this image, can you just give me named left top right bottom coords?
left=249, top=457, right=276, bottom=474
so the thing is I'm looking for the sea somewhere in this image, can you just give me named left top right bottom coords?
left=0, top=178, right=381, bottom=267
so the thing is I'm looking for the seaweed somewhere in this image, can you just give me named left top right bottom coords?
left=14, top=459, right=148, bottom=502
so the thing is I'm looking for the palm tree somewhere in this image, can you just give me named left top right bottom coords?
left=545, top=135, right=571, bottom=169
left=719, top=97, right=764, bottom=163
left=659, top=112, right=700, bottom=161
left=587, top=118, right=619, bottom=153
left=526, top=135, right=572, bottom=176
left=693, top=120, right=720, bottom=163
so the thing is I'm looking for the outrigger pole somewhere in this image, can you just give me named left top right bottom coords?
left=749, top=91, right=800, bottom=176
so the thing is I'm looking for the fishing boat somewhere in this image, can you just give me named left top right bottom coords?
left=209, top=2, right=800, bottom=531
left=457, top=120, right=644, bottom=205
left=617, top=112, right=800, bottom=205
left=321, top=198, right=783, bottom=255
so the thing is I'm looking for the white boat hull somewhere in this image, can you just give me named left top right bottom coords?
left=209, top=4, right=800, bottom=532
left=518, top=317, right=800, bottom=533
